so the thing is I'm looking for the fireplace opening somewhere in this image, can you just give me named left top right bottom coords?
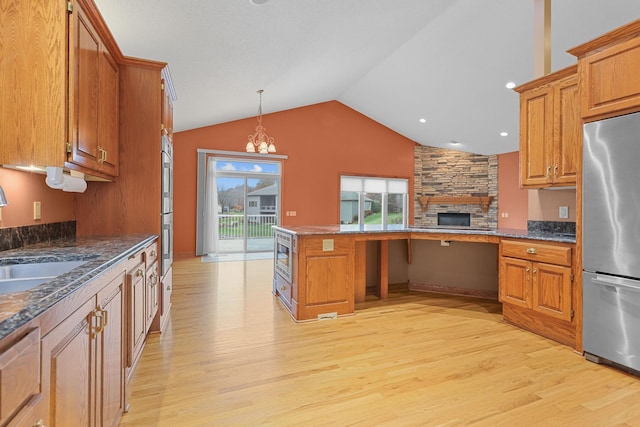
left=437, top=212, right=471, bottom=227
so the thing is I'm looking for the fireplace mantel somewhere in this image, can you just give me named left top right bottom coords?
left=418, top=196, right=494, bottom=213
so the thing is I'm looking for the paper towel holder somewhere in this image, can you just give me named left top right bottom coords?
left=45, top=166, right=87, bottom=193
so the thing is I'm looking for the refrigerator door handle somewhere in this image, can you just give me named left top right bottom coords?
left=593, top=274, right=640, bottom=291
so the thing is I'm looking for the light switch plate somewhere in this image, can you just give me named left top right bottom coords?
left=322, top=239, right=334, bottom=251
left=33, top=201, right=42, bottom=220
left=559, top=206, right=569, bottom=219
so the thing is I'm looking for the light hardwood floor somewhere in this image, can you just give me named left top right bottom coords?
left=119, top=256, right=640, bottom=426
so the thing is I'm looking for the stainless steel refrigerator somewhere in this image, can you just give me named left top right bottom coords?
left=583, top=110, right=640, bottom=373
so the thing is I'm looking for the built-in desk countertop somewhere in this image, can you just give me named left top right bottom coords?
left=272, top=225, right=576, bottom=244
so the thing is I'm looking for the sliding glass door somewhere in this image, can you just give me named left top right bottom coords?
left=206, top=158, right=281, bottom=254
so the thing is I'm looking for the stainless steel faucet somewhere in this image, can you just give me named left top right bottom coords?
left=0, top=185, right=8, bottom=206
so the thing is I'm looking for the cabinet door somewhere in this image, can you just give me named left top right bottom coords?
left=95, top=272, right=125, bottom=427
left=519, top=86, right=554, bottom=187
left=146, top=262, right=159, bottom=330
left=69, top=2, right=101, bottom=172
left=0, top=0, right=66, bottom=168
left=553, top=75, right=579, bottom=185
left=532, top=262, right=572, bottom=322
left=41, top=298, right=95, bottom=427
left=127, top=265, right=146, bottom=368
left=499, top=257, right=532, bottom=309
left=97, top=46, right=119, bottom=176
left=580, top=36, right=640, bottom=121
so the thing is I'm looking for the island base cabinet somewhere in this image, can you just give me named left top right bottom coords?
left=40, top=271, right=125, bottom=427
left=295, top=236, right=355, bottom=321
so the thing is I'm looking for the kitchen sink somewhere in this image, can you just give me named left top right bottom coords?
left=0, top=260, right=89, bottom=294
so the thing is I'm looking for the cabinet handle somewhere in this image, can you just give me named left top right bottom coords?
left=150, top=250, right=157, bottom=257
left=533, top=268, right=537, bottom=273
left=526, top=267, right=530, bottom=272
left=166, top=284, right=171, bottom=291
left=546, top=165, right=551, bottom=177
left=150, top=273, right=158, bottom=285
left=136, top=268, right=144, bottom=277
left=101, top=306, right=109, bottom=329
left=554, top=165, right=558, bottom=176
left=526, top=248, right=537, bottom=254
left=34, top=420, right=45, bottom=427
left=91, top=307, right=105, bottom=338
left=97, top=146, right=106, bottom=163
left=280, top=285, right=287, bottom=291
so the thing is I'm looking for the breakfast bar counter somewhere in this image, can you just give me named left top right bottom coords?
left=272, top=225, right=579, bottom=349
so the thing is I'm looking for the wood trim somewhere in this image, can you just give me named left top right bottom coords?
left=120, top=56, right=167, bottom=71
left=354, top=241, right=367, bottom=303
left=568, top=18, right=640, bottom=58
left=502, top=303, right=576, bottom=348
left=377, top=241, right=389, bottom=299
left=418, top=196, right=494, bottom=213
left=408, top=283, right=498, bottom=301
left=513, top=64, right=577, bottom=93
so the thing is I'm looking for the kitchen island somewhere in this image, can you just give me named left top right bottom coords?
left=273, top=225, right=579, bottom=349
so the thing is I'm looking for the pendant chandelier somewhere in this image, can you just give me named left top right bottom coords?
left=245, top=89, right=276, bottom=154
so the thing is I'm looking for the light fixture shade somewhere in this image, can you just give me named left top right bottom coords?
left=244, top=89, right=277, bottom=154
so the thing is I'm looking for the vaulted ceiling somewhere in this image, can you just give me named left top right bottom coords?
left=94, top=0, right=640, bottom=155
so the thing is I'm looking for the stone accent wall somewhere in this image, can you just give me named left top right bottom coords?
left=414, top=146, right=498, bottom=228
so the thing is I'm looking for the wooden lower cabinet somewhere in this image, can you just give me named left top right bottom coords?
left=145, top=261, right=159, bottom=330
left=0, top=328, right=44, bottom=427
left=40, top=270, right=125, bottom=427
left=499, top=239, right=575, bottom=347
left=126, top=258, right=146, bottom=377
left=275, top=233, right=355, bottom=321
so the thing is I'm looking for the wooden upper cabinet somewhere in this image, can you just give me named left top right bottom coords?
left=0, top=0, right=121, bottom=179
left=0, top=0, right=67, bottom=168
left=161, top=78, right=174, bottom=140
left=515, top=65, right=579, bottom=188
left=568, top=19, right=640, bottom=122
left=67, top=0, right=120, bottom=178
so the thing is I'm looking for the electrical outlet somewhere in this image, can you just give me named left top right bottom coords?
left=559, top=206, right=569, bottom=219
left=33, top=201, right=41, bottom=220
left=441, top=240, right=450, bottom=247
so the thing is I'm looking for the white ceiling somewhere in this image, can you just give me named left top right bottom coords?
left=94, top=0, right=640, bottom=155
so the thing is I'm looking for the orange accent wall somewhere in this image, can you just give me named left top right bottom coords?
left=497, top=151, right=528, bottom=229
left=173, top=101, right=416, bottom=255
left=0, top=168, right=75, bottom=228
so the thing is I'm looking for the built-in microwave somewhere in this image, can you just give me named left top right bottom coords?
left=274, top=230, right=293, bottom=283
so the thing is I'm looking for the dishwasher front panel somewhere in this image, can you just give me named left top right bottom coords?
left=583, top=271, right=640, bottom=372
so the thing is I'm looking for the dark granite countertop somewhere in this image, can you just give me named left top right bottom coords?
left=0, top=234, right=156, bottom=341
left=273, top=225, right=576, bottom=244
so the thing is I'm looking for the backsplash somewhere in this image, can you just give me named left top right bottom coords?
left=528, top=220, right=575, bottom=235
left=414, top=146, right=498, bottom=228
left=0, top=221, right=76, bottom=251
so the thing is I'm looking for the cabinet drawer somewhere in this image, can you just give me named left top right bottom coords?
left=0, top=328, right=41, bottom=425
left=303, top=236, right=353, bottom=255
left=501, top=240, right=572, bottom=266
left=145, top=242, right=159, bottom=266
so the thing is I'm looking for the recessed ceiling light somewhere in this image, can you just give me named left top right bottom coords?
left=449, top=140, right=459, bottom=145
left=419, top=118, right=426, bottom=123
left=250, top=0, right=269, bottom=4
left=500, top=131, right=509, bottom=137
left=505, top=81, right=516, bottom=89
